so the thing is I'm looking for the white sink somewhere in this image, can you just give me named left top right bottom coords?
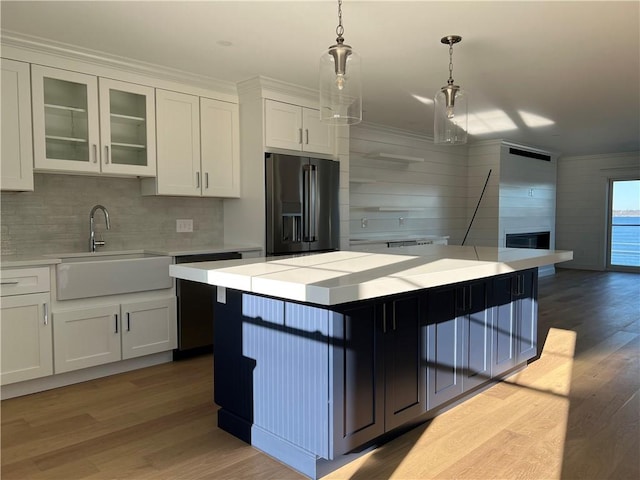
left=53, top=251, right=172, bottom=300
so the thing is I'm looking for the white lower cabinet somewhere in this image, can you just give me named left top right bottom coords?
left=53, top=297, right=176, bottom=373
left=121, top=298, right=177, bottom=360
left=0, top=292, right=52, bottom=385
left=53, top=304, right=121, bottom=373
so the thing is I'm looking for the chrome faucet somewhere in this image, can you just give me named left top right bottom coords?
left=89, top=205, right=111, bottom=252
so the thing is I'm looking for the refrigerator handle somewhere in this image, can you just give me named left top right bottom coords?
left=303, top=164, right=311, bottom=242
left=309, top=165, right=318, bottom=242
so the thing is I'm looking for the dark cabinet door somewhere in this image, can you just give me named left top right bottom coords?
left=462, top=281, right=492, bottom=392
left=516, top=268, right=538, bottom=364
left=492, top=274, right=517, bottom=377
left=332, top=302, right=385, bottom=454
left=491, top=268, right=539, bottom=377
left=426, top=287, right=464, bottom=410
left=384, top=295, right=425, bottom=430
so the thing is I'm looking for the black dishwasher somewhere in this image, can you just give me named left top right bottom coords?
left=174, top=252, right=242, bottom=359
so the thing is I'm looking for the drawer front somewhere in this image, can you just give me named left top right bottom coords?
left=0, top=268, right=50, bottom=296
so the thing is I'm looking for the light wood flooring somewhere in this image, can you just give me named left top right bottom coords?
left=2, top=268, right=639, bottom=479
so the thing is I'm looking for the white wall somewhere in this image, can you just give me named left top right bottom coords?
left=556, top=151, right=640, bottom=270
left=466, top=141, right=501, bottom=246
left=498, top=144, right=557, bottom=248
left=349, top=123, right=468, bottom=244
left=466, top=141, right=557, bottom=252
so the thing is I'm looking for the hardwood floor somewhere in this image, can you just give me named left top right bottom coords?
left=2, top=269, right=638, bottom=479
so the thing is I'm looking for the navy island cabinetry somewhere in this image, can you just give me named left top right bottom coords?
left=212, top=270, right=537, bottom=479
left=426, top=279, right=492, bottom=411
left=169, top=248, right=572, bottom=479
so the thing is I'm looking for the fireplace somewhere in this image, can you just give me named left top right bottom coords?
left=506, top=231, right=550, bottom=249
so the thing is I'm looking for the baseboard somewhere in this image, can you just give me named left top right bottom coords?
left=1, top=351, right=173, bottom=400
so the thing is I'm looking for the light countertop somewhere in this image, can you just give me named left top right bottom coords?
left=169, top=245, right=573, bottom=306
left=349, top=235, right=450, bottom=246
left=1, top=244, right=262, bottom=269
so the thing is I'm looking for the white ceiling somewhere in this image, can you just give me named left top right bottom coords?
left=2, top=1, right=639, bottom=156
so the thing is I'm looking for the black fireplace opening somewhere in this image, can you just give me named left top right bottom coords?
left=506, top=231, right=550, bottom=249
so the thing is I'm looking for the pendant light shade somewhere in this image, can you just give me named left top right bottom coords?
left=320, top=0, right=362, bottom=125
left=434, top=35, right=468, bottom=145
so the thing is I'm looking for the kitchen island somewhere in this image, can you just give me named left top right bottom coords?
left=170, top=246, right=572, bottom=479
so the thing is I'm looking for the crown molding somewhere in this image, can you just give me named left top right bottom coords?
left=237, top=75, right=319, bottom=108
left=1, top=30, right=237, bottom=98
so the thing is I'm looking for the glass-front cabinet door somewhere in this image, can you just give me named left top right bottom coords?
left=32, top=65, right=156, bottom=176
left=32, top=65, right=100, bottom=173
left=98, top=78, right=156, bottom=176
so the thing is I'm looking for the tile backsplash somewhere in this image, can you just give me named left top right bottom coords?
left=1, top=174, right=224, bottom=256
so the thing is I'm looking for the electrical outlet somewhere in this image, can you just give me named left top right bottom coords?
left=176, top=219, right=193, bottom=232
left=399, top=217, right=405, bottom=227
left=361, top=217, right=368, bottom=228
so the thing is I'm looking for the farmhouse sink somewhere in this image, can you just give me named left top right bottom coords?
left=52, top=251, right=172, bottom=300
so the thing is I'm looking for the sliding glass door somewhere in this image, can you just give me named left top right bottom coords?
left=608, top=179, right=640, bottom=270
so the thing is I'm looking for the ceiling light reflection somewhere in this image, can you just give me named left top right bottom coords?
left=412, top=94, right=434, bottom=105
left=467, top=110, right=518, bottom=135
left=518, top=110, right=555, bottom=127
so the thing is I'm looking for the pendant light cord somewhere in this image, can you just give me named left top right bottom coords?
left=336, top=0, right=344, bottom=40
left=448, top=41, right=455, bottom=85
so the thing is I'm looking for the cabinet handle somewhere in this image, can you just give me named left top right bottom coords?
left=305, top=129, right=309, bottom=145
left=517, top=274, right=523, bottom=296
left=43, top=303, right=48, bottom=326
left=382, top=305, right=387, bottom=333
left=392, top=303, right=397, bottom=331
left=0, top=280, right=19, bottom=285
left=299, top=128, right=303, bottom=145
left=205, top=172, right=209, bottom=189
left=115, top=314, right=119, bottom=334
left=126, top=312, right=131, bottom=332
left=104, top=145, right=110, bottom=164
left=93, top=144, right=98, bottom=163
left=196, top=171, right=200, bottom=189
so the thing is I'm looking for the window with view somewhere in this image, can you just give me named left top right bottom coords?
left=609, top=179, right=640, bottom=269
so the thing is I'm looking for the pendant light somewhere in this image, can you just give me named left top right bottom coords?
left=319, top=0, right=362, bottom=125
left=434, top=35, right=468, bottom=145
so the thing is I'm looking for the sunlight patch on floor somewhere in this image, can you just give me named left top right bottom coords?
left=324, top=328, right=577, bottom=480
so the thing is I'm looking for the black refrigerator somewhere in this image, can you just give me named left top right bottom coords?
left=265, top=152, right=340, bottom=255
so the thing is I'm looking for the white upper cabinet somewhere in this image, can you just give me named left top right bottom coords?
left=98, top=78, right=156, bottom=177
left=150, top=89, right=201, bottom=196
left=142, top=90, right=240, bottom=197
left=265, top=99, right=333, bottom=155
left=200, top=97, right=240, bottom=197
left=31, top=65, right=156, bottom=177
left=1, top=58, right=34, bottom=191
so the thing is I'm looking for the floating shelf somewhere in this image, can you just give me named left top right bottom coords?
left=376, top=207, right=425, bottom=212
left=350, top=177, right=377, bottom=184
left=366, top=152, right=425, bottom=163
left=351, top=206, right=426, bottom=212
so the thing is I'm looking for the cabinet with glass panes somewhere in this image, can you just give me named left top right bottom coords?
left=32, top=65, right=155, bottom=176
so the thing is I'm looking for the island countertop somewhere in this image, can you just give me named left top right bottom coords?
left=169, top=245, right=573, bottom=306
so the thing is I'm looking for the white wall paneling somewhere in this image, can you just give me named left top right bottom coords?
left=349, top=124, right=468, bottom=244
left=556, top=151, right=640, bottom=270
left=465, top=141, right=557, bottom=263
